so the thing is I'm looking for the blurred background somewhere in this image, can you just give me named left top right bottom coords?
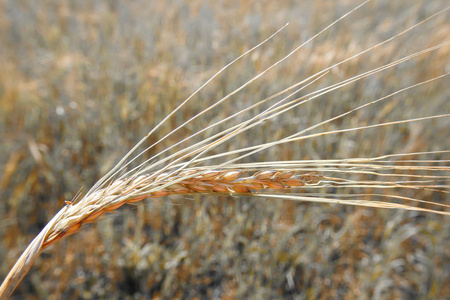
left=0, top=0, right=448, bottom=299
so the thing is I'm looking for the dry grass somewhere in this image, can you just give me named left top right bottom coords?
left=0, top=0, right=449, bottom=299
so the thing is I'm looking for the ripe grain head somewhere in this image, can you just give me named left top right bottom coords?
left=0, top=0, right=449, bottom=298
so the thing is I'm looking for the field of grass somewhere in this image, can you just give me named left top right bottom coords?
left=0, top=0, right=449, bottom=299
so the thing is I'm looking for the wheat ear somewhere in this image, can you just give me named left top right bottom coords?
left=1, top=163, right=448, bottom=297
left=0, top=169, right=318, bottom=297
left=1, top=1, right=449, bottom=298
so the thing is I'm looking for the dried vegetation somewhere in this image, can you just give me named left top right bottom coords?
left=0, top=0, right=449, bottom=299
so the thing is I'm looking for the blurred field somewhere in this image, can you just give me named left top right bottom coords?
left=0, top=0, right=449, bottom=299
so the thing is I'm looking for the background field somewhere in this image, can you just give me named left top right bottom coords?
left=0, top=0, right=449, bottom=299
